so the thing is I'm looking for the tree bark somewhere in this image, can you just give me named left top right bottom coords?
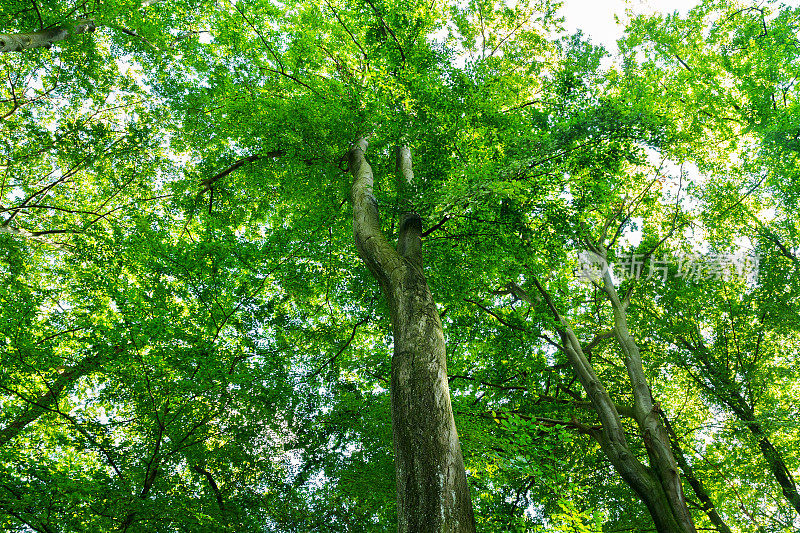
left=348, top=138, right=475, bottom=533
left=0, top=1, right=165, bottom=53
left=684, top=337, right=800, bottom=515
left=0, top=20, right=96, bottom=53
left=533, top=270, right=696, bottom=533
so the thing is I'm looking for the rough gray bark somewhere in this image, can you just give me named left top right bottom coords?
left=348, top=138, right=475, bottom=533
left=0, top=20, right=96, bottom=52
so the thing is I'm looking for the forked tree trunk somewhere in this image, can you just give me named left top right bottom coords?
left=534, top=250, right=697, bottom=533
left=598, top=266, right=697, bottom=533
left=348, top=138, right=475, bottom=533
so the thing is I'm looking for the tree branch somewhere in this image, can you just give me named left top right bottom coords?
left=197, top=150, right=283, bottom=197
left=0, top=19, right=95, bottom=52
left=307, top=317, right=369, bottom=379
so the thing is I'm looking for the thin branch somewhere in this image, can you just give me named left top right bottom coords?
left=531, top=278, right=562, bottom=323
left=362, top=0, right=405, bottom=64
left=191, top=465, right=226, bottom=514
left=537, top=394, right=636, bottom=419
left=3, top=151, right=96, bottom=226
left=502, top=99, right=544, bottom=113
left=323, top=0, right=367, bottom=59
left=487, top=17, right=530, bottom=58
left=307, top=318, right=369, bottom=379
left=31, top=0, right=44, bottom=29
left=257, top=66, right=323, bottom=97
left=421, top=215, right=449, bottom=237
left=0, top=225, right=64, bottom=246
left=197, top=150, right=283, bottom=196
left=465, top=298, right=526, bottom=332
left=229, top=1, right=284, bottom=71
left=482, top=409, right=602, bottom=437
left=674, top=54, right=692, bottom=71
left=583, top=330, right=615, bottom=355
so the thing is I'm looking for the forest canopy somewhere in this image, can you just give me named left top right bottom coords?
left=0, top=0, right=799, bottom=532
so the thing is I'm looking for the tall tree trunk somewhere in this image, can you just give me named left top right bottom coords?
left=348, top=138, right=475, bottom=533
left=733, top=403, right=800, bottom=514
left=685, top=338, right=800, bottom=515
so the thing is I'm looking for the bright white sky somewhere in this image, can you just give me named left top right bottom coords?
left=560, top=0, right=701, bottom=52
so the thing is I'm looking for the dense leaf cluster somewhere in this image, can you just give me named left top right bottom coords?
left=0, top=0, right=799, bottom=531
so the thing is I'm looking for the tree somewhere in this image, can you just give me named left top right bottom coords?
left=349, top=138, right=475, bottom=531
left=2, top=0, right=800, bottom=531
left=620, top=0, right=800, bottom=524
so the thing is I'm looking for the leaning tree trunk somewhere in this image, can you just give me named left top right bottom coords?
left=724, top=391, right=800, bottom=514
left=534, top=249, right=697, bottom=533
left=687, top=339, right=800, bottom=516
left=348, top=138, right=476, bottom=533
left=752, top=431, right=800, bottom=514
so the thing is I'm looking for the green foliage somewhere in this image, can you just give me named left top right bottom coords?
left=1, top=0, right=800, bottom=531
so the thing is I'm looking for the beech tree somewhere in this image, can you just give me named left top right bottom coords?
left=349, top=139, right=475, bottom=531
left=1, top=0, right=800, bottom=532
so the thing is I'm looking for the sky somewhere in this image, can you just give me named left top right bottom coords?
left=560, top=0, right=701, bottom=52
left=558, top=0, right=718, bottom=254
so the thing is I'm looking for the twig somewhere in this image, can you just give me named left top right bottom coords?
left=308, top=318, right=369, bottom=379
left=362, top=0, right=405, bottom=64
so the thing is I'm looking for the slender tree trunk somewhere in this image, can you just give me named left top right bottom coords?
left=534, top=261, right=696, bottom=533
left=736, top=408, right=800, bottom=514
left=0, top=20, right=96, bottom=52
left=598, top=266, right=697, bottom=533
left=687, top=339, right=800, bottom=515
left=755, top=436, right=800, bottom=513
left=348, top=138, right=475, bottom=533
